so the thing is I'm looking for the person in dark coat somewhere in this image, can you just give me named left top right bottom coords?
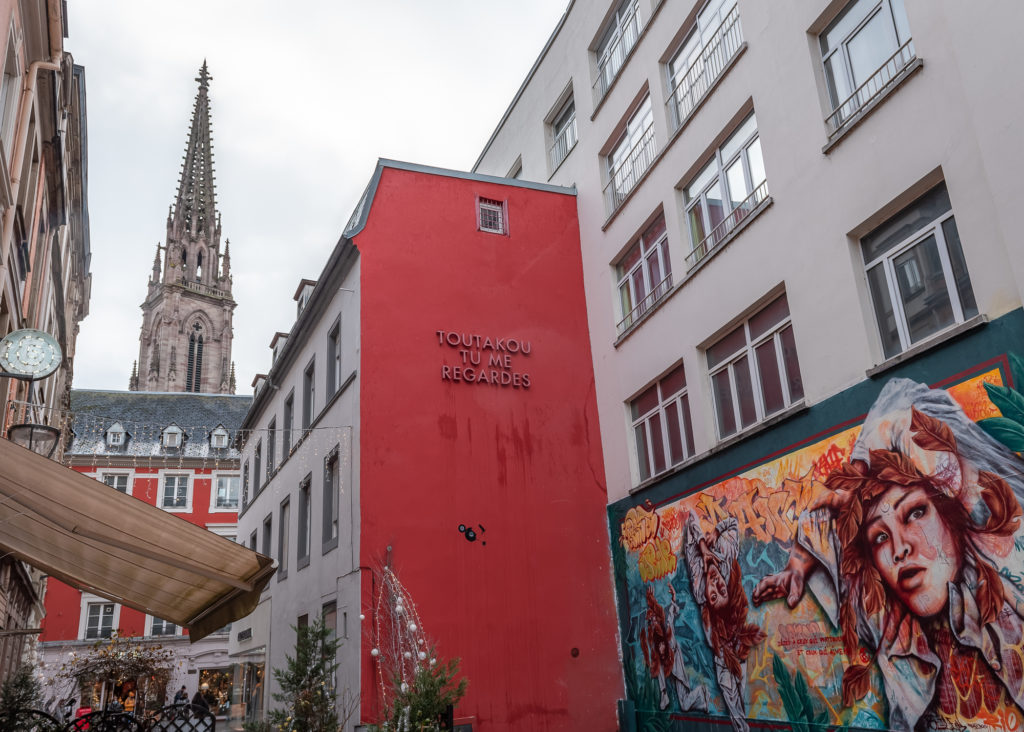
left=191, top=683, right=210, bottom=712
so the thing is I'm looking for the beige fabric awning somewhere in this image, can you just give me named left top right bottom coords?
left=0, top=439, right=275, bottom=641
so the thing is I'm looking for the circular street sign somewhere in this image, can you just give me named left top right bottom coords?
left=0, top=329, right=62, bottom=380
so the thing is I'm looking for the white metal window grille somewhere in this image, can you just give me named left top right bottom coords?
left=630, top=363, right=695, bottom=482
left=616, top=214, right=672, bottom=335
left=820, top=0, right=914, bottom=135
left=478, top=198, right=506, bottom=234
left=216, top=475, right=240, bottom=509
left=85, top=603, right=115, bottom=639
left=862, top=183, right=977, bottom=359
left=102, top=474, right=129, bottom=493
left=605, top=96, right=656, bottom=212
left=708, top=294, right=804, bottom=439
left=162, top=474, right=189, bottom=509
left=150, top=617, right=178, bottom=636
left=594, top=0, right=643, bottom=101
left=684, top=113, right=767, bottom=268
left=549, top=99, right=578, bottom=170
left=667, top=0, right=742, bottom=130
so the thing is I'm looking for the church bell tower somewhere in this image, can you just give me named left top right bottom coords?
left=130, top=62, right=236, bottom=394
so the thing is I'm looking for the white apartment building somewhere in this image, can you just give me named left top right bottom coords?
left=475, top=1, right=1024, bottom=730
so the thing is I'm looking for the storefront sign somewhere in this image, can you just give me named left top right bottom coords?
left=436, top=330, right=532, bottom=388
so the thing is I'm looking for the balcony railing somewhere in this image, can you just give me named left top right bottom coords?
left=686, top=180, right=769, bottom=269
left=179, top=277, right=229, bottom=299
left=549, top=116, right=578, bottom=170
left=603, top=125, right=657, bottom=213
left=825, top=39, right=916, bottom=136
left=592, top=3, right=643, bottom=103
left=616, top=272, right=673, bottom=336
left=667, top=6, right=743, bottom=131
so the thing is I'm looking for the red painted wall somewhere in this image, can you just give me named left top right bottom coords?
left=357, top=167, right=623, bottom=730
left=39, top=466, right=237, bottom=642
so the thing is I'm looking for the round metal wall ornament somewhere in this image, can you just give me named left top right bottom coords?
left=0, top=329, right=62, bottom=380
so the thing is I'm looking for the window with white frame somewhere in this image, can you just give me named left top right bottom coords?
left=161, top=474, right=190, bottom=509
left=149, top=616, right=178, bottom=636
left=162, top=425, right=184, bottom=449
left=862, top=182, right=977, bottom=360
left=707, top=294, right=804, bottom=439
left=106, top=423, right=126, bottom=448
left=549, top=97, right=578, bottom=170
left=214, top=474, right=240, bottom=510
left=595, top=0, right=643, bottom=98
left=606, top=96, right=655, bottom=210
left=83, top=601, right=115, bottom=640
left=667, top=0, right=742, bottom=129
left=210, top=426, right=229, bottom=449
left=683, top=112, right=767, bottom=268
left=820, top=0, right=914, bottom=135
left=616, top=213, right=672, bottom=335
left=477, top=198, right=506, bottom=235
left=630, top=363, right=695, bottom=482
left=100, top=473, right=130, bottom=494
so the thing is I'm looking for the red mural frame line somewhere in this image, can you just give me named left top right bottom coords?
left=650, top=354, right=1011, bottom=511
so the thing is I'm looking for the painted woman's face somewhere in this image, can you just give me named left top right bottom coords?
left=864, top=485, right=962, bottom=617
left=705, top=562, right=729, bottom=610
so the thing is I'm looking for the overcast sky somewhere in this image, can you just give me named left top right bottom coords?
left=67, top=0, right=568, bottom=391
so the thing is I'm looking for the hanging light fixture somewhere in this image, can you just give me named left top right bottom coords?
left=7, top=423, right=61, bottom=458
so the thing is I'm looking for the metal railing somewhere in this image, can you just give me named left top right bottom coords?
left=616, top=272, right=673, bottom=336
left=685, top=180, right=769, bottom=269
left=825, top=39, right=916, bottom=136
left=603, top=125, right=657, bottom=213
left=667, top=6, right=743, bottom=131
left=548, top=116, right=578, bottom=170
left=592, top=3, right=643, bottom=103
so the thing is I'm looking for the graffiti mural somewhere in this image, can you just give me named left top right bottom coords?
left=614, top=363, right=1024, bottom=731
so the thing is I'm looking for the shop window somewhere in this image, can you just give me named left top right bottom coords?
left=707, top=293, right=804, bottom=439
left=862, top=182, right=977, bottom=359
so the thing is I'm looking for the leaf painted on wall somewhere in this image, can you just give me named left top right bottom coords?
left=978, top=470, right=1023, bottom=536
left=910, top=406, right=957, bottom=453
left=1009, top=352, right=1024, bottom=393
left=841, top=663, right=872, bottom=707
left=772, top=653, right=808, bottom=732
left=984, top=382, right=1024, bottom=425
left=869, top=448, right=922, bottom=485
left=978, top=417, right=1024, bottom=453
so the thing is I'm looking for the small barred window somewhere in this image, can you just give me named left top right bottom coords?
left=478, top=198, right=506, bottom=234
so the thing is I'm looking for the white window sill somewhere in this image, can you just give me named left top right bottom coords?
left=865, top=314, right=988, bottom=378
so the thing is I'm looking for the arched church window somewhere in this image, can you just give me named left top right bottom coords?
left=186, top=322, right=204, bottom=392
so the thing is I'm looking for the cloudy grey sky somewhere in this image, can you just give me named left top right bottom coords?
left=67, top=0, right=568, bottom=391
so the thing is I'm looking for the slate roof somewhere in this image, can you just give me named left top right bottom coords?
left=68, top=390, right=252, bottom=459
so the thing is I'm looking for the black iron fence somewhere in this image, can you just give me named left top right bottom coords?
left=1, top=703, right=215, bottom=731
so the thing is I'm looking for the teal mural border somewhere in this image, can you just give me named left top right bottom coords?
left=608, top=307, right=1024, bottom=727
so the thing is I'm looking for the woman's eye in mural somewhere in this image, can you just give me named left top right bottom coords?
left=870, top=529, right=889, bottom=546
left=904, top=504, right=926, bottom=524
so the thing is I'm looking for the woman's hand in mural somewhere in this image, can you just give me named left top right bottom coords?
left=752, top=544, right=815, bottom=608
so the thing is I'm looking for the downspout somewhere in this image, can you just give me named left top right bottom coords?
left=0, top=59, right=60, bottom=268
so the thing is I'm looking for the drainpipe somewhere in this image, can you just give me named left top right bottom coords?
left=0, top=59, right=61, bottom=268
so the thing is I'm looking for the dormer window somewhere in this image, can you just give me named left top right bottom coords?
left=294, top=279, right=317, bottom=319
left=162, top=425, right=184, bottom=449
left=210, top=426, right=229, bottom=449
left=106, top=423, right=126, bottom=448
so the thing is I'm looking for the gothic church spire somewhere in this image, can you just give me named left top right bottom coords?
left=171, top=61, right=219, bottom=242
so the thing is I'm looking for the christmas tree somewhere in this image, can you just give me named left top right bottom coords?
left=269, top=616, right=341, bottom=732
